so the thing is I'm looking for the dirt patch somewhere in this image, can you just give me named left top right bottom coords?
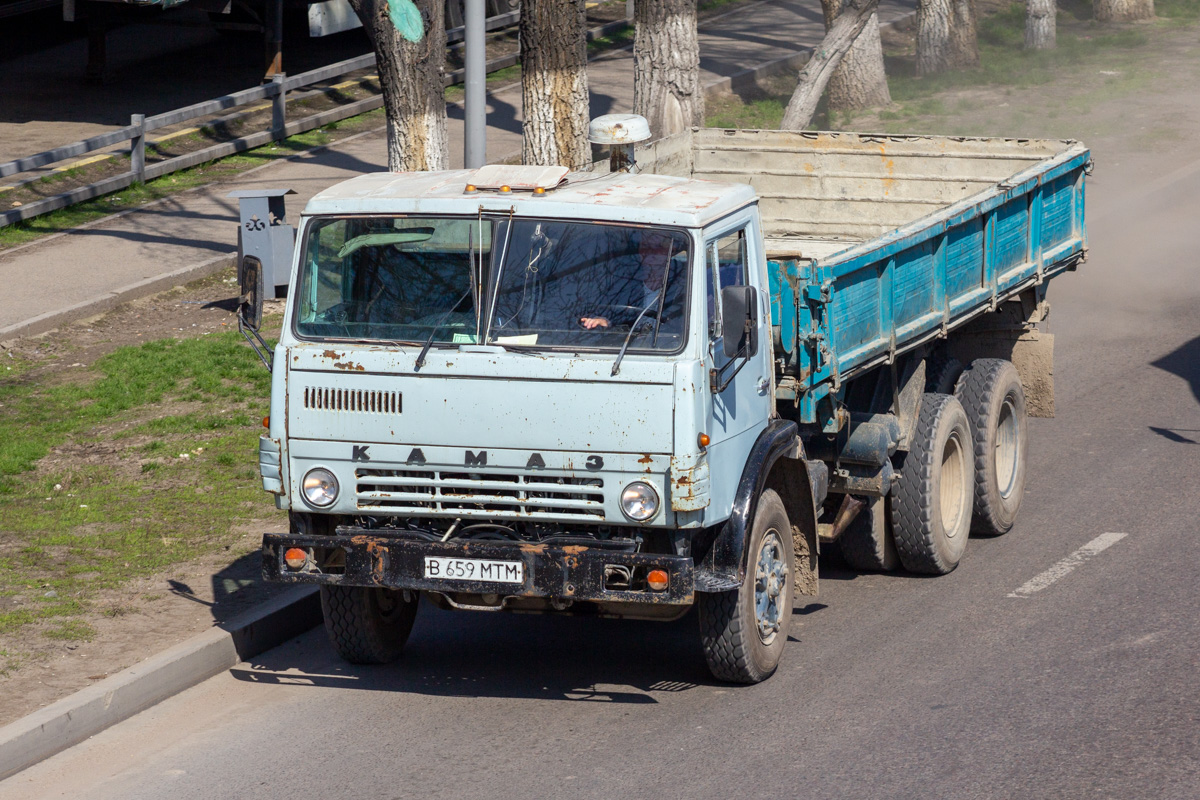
left=0, top=268, right=294, bottom=726
left=0, top=522, right=285, bottom=724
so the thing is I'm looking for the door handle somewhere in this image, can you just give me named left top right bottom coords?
left=756, top=377, right=770, bottom=395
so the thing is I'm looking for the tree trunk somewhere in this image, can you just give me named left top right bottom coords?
left=1094, top=0, right=1154, bottom=21
left=520, top=0, right=591, bottom=168
left=781, top=0, right=881, bottom=130
left=634, top=0, right=703, bottom=141
left=348, top=0, right=447, bottom=171
left=821, top=0, right=890, bottom=112
left=1025, top=0, right=1056, bottom=48
left=917, top=0, right=979, bottom=76
left=948, top=0, right=979, bottom=67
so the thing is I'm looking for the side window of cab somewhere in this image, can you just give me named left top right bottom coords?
left=705, top=227, right=749, bottom=339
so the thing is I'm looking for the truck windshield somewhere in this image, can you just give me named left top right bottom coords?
left=295, top=215, right=689, bottom=352
left=296, top=216, right=493, bottom=344
left=485, top=220, right=688, bottom=351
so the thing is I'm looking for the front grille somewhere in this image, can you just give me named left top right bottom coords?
left=304, top=386, right=401, bottom=414
left=356, top=468, right=605, bottom=519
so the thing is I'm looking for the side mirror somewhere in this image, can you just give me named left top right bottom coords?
left=237, top=255, right=272, bottom=371
left=721, top=285, right=759, bottom=359
left=238, top=255, right=264, bottom=332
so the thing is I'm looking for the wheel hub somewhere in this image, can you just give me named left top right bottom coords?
left=995, top=397, right=1020, bottom=499
left=754, top=531, right=788, bottom=644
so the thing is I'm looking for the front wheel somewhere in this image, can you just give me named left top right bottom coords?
left=698, top=489, right=795, bottom=684
left=320, top=585, right=419, bottom=665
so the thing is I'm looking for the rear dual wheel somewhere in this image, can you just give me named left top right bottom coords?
left=838, top=495, right=899, bottom=571
left=843, top=358, right=1029, bottom=575
left=955, top=359, right=1028, bottom=536
left=892, top=393, right=974, bottom=574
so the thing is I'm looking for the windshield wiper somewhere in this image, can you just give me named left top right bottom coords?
left=610, top=298, right=660, bottom=377
left=614, top=237, right=678, bottom=374
left=413, top=285, right=474, bottom=372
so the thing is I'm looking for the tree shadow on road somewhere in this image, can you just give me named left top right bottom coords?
left=1151, top=334, right=1200, bottom=404
left=1149, top=334, right=1200, bottom=443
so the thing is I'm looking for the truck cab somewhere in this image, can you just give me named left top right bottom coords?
left=257, top=163, right=815, bottom=684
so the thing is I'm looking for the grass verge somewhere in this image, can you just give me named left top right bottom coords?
left=0, top=321, right=277, bottom=638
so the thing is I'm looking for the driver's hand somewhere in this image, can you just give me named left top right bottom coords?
left=580, top=317, right=610, bottom=329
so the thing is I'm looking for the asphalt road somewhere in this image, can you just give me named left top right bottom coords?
left=5, top=132, right=1200, bottom=800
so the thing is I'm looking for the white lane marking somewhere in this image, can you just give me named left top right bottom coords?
left=1008, top=532, right=1127, bottom=598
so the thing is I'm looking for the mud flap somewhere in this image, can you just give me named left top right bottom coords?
left=948, top=330, right=1054, bottom=417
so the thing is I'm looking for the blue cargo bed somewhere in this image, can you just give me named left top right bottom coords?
left=679, top=128, right=1088, bottom=425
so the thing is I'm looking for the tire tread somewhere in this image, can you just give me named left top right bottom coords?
left=955, top=358, right=1026, bottom=535
left=320, top=585, right=414, bottom=665
left=698, top=489, right=792, bottom=684
left=892, top=393, right=970, bottom=574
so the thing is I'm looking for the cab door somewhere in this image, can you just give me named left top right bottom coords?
left=702, top=212, right=773, bottom=518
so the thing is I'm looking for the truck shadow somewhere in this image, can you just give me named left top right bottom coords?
left=229, top=602, right=723, bottom=703
left=163, top=550, right=293, bottom=628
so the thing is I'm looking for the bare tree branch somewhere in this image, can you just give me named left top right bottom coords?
left=781, top=0, right=882, bottom=130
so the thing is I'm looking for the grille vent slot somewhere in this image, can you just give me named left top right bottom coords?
left=303, top=387, right=401, bottom=414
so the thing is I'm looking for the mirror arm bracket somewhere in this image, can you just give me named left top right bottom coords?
left=238, top=313, right=273, bottom=371
left=710, top=342, right=751, bottom=394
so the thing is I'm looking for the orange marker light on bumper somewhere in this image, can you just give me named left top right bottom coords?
left=647, top=569, right=669, bottom=591
left=284, top=548, right=308, bottom=570
left=262, top=416, right=270, bottom=429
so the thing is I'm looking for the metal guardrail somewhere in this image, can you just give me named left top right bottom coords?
left=0, top=11, right=632, bottom=230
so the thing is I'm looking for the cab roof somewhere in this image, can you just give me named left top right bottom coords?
left=302, top=167, right=758, bottom=229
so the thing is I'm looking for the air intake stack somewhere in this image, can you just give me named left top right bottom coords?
left=587, top=114, right=652, bottom=173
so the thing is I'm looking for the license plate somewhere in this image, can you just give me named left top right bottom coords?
left=424, top=556, right=524, bottom=584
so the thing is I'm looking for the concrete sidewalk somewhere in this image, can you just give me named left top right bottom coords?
left=0, top=0, right=913, bottom=342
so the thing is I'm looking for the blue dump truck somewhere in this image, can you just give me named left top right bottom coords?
left=242, top=119, right=1089, bottom=683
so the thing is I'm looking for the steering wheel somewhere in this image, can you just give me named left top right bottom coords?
left=317, top=303, right=361, bottom=337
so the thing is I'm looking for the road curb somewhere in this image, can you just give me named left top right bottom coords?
left=703, top=51, right=810, bottom=100
left=0, top=585, right=320, bottom=780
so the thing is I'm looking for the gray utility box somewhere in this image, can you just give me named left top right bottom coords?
left=229, top=188, right=296, bottom=298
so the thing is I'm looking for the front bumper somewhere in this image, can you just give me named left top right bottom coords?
left=262, top=530, right=694, bottom=606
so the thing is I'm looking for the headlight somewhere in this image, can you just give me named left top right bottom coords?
left=620, top=481, right=659, bottom=522
left=302, top=468, right=339, bottom=508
